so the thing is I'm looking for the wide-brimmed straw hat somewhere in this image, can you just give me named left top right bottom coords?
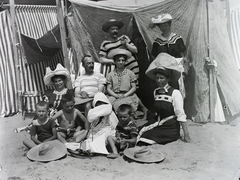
left=145, top=53, right=181, bottom=82
left=102, top=19, right=124, bottom=32
left=124, top=146, right=165, bottom=163
left=44, top=63, right=71, bottom=86
left=107, top=49, right=132, bottom=60
left=149, top=13, right=173, bottom=28
left=27, top=140, right=67, bottom=162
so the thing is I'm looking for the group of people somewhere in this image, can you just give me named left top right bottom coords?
left=23, top=13, right=191, bottom=160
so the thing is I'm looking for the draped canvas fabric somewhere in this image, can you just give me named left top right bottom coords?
left=0, top=5, right=63, bottom=116
left=21, top=25, right=61, bottom=64
left=68, top=0, right=240, bottom=122
left=230, top=4, right=240, bottom=70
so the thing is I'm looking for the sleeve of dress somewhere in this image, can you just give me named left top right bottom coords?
left=177, top=38, right=186, bottom=53
left=151, top=41, right=158, bottom=58
left=42, top=89, right=52, bottom=103
left=106, top=73, right=112, bottom=85
left=129, top=70, right=137, bottom=83
left=172, top=89, right=187, bottom=122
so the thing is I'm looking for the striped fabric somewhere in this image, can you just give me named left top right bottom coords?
left=230, top=5, right=240, bottom=69
left=0, top=5, right=63, bottom=117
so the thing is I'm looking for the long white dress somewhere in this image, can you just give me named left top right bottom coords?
left=80, top=92, right=118, bottom=154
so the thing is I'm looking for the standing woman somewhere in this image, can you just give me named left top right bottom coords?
left=137, top=53, right=191, bottom=145
left=43, top=63, right=74, bottom=117
left=150, top=14, right=189, bottom=96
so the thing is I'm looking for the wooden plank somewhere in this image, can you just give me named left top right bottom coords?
left=207, top=0, right=216, bottom=123
left=9, top=0, right=22, bottom=111
left=56, top=0, right=70, bottom=70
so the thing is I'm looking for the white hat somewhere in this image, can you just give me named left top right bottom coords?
left=145, top=53, right=181, bottom=82
left=27, top=140, right=67, bottom=162
left=151, top=13, right=173, bottom=24
left=43, top=63, right=71, bottom=86
left=107, top=49, right=132, bottom=60
left=124, top=146, right=165, bottom=163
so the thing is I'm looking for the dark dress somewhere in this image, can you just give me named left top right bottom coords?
left=151, top=33, right=186, bottom=59
left=137, top=86, right=180, bottom=145
left=151, top=33, right=186, bottom=90
left=42, top=88, right=74, bottom=117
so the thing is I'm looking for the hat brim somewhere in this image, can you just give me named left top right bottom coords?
left=145, top=53, right=181, bottom=82
left=27, top=140, right=67, bottom=162
left=44, top=68, right=71, bottom=86
left=107, top=49, right=132, bottom=60
left=124, top=146, right=165, bottom=163
left=102, top=21, right=124, bottom=32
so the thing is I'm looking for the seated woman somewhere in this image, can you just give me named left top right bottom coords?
left=43, top=63, right=74, bottom=117
left=79, top=92, right=119, bottom=154
left=137, top=53, right=191, bottom=145
left=106, top=49, right=148, bottom=119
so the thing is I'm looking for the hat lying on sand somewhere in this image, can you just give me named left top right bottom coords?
left=124, top=146, right=165, bottom=163
left=107, top=49, right=132, bottom=60
left=145, top=53, right=181, bottom=82
left=44, top=63, right=71, bottom=86
left=27, top=140, right=67, bottom=162
left=102, top=19, right=124, bottom=32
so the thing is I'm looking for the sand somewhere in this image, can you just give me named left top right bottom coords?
left=0, top=114, right=240, bottom=180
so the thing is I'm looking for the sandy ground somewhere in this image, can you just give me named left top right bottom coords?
left=0, top=114, right=240, bottom=180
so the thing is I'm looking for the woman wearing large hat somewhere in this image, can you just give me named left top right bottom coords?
left=43, top=63, right=74, bottom=117
left=137, top=53, right=191, bottom=145
left=150, top=13, right=189, bottom=97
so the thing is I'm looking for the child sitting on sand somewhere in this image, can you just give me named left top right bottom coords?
left=51, top=94, right=90, bottom=144
left=23, top=101, right=57, bottom=149
left=107, top=104, right=138, bottom=159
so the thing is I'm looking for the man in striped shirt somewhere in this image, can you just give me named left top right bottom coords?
left=99, top=19, right=140, bottom=87
left=74, top=55, right=106, bottom=116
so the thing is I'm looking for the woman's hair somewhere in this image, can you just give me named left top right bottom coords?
left=61, top=93, right=75, bottom=105
left=51, top=75, right=66, bottom=82
left=117, top=104, right=132, bottom=115
left=154, top=69, right=171, bottom=79
left=113, top=54, right=127, bottom=62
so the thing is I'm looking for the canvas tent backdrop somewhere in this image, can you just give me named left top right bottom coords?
left=0, top=5, right=63, bottom=117
left=230, top=4, right=240, bottom=69
left=67, top=0, right=240, bottom=122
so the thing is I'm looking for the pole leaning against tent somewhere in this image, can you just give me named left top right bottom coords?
left=9, top=0, right=22, bottom=112
left=206, top=0, right=216, bottom=123
left=56, top=0, right=70, bottom=70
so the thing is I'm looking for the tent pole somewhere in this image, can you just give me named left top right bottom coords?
left=207, top=0, right=216, bottom=123
left=56, top=0, right=70, bottom=70
left=9, top=0, right=22, bottom=112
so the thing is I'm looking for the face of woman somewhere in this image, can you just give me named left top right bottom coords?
left=158, top=22, right=171, bottom=34
left=53, top=77, right=65, bottom=91
left=155, top=73, right=170, bottom=88
left=115, top=56, right=126, bottom=69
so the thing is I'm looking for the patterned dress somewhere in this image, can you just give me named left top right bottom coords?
left=42, top=88, right=74, bottom=117
left=137, top=84, right=187, bottom=145
left=99, top=35, right=139, bottom=87
left=106, top=68, right=139, bottom=112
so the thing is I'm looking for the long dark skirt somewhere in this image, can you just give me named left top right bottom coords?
left=137, top=118, right=180, bottom=145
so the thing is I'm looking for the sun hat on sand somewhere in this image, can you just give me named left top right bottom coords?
left=145, top=53, right=181, bottom=82
left=102, top=19, right=124, bottom=32
left=124, top=146, right=165, bottom=163
left=27, top=140, right=67, bottom=162
left=107, top=49, right=132, bottom=60
left=44, top=63, right=71, bottom=86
